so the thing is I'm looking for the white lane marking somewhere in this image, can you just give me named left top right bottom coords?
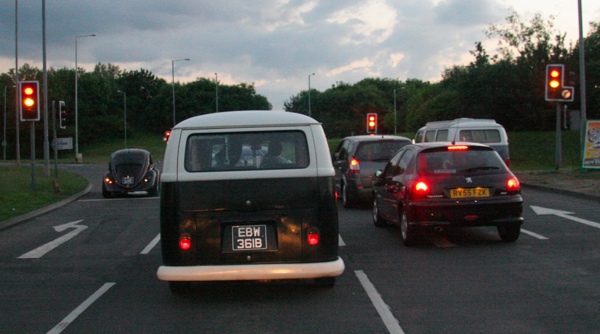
left=141, top=234, right=161, bottom=255
left=46, top=282, right=116, bottom=334
left=18, top=220, right=88, bottom=259
left=521, top=228, right=548, bottom=240
left=531, top=205, right=600, bottom=229
left=355, top=270, right=405, bottom=334
left=338, top=234, right=346, bottom=247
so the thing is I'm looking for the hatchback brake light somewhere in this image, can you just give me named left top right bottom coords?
left=448, top=145, right=469, bottom=151
left=506, top=177, right=520, bottom=191
left=414, top=181, right=429, bottom=194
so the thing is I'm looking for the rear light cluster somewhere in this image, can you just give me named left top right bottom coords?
left=307, top=227, right=320, bottom=246
left=179, top=235, right=192, bottom=251
left=414, top=181, right=429, bottom=194
left=104, top=177, right=114, bottom=185
left=411, top=180, right=431, bottom=199
left=506, top=177, right=520, bottom=191
left=349, top=158, right=360, bottom=174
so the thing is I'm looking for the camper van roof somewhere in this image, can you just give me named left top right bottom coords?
left=175, top=110, right=319, bottom=130
left=424, top=118, right=498, bottom=129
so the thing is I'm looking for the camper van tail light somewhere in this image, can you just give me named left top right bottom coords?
left=307, top=228, right=320, bottom=246
left=179, top=236, right=192, bottom=251
left=506, top=177, right=520, bottom=192
left=104, top=177, right=113, bottom=185
left=349, top=158, right=360, bottom=173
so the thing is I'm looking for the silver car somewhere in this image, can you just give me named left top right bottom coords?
left=332, top=135, right=411, bottom=207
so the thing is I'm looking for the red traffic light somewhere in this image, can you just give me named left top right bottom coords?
left=366, top=113, right=377, bottom=134
left=545, top=64, right=574, bottom=102
left=20, top=81, right=40, bottom=121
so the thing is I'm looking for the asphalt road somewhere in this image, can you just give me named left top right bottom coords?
left=1, top=164, right=599, bottom=333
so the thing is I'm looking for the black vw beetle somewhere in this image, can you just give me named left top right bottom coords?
left=102, top=148, right=160, bottom=198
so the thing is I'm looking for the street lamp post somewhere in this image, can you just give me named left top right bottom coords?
left=215, top=73, right=218, bottom=113
left=171, top=58, right=190, bottom=126
left=117, top=90, right=127, bottom=147
left=308, top=73, right=315, bottom=117
left=74, top=33, right=96, bottom=162
left=394, top=88, right=397, bottom=134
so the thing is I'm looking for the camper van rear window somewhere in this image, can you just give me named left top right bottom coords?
left=184, top=130, right=310, bottom=172
left=458, top=129, right=501, bottom=143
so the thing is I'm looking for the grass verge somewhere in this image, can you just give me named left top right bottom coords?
left=0, top=165, right=88, bottom=221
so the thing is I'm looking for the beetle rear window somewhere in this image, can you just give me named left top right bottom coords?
left=184, top=130, right=309, bottom=172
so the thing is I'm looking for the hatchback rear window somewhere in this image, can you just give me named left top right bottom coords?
left=355, top=140, right=409, bottom=162
left=418, top=147, right=506, bottom=175
left=184, top=130, right=309, bottom=172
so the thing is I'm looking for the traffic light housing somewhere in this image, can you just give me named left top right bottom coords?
left=19, top=81, right=40, bottom=121
left=545, top=64, right=574, bottom=102
left=59, top=101, right=67, bottom=129
left=366, top=113, right=377, bottom=134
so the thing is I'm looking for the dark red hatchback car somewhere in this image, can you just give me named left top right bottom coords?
left=372, top=142, right=523, bottom=246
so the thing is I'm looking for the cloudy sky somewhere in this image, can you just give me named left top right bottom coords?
left=1, top=0, right=599, bottom=110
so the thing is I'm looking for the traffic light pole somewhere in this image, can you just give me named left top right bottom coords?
left=52, top=100, right=58, bottom=177
left=30, top=121, right=36, bottom=191
left=555, top=102, right=562, bottom=171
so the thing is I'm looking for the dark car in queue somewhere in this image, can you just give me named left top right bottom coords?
left=332, top=135, right=411, bottom=207
left=102, top=148, right=160, bottom=198
left=372, top=142, right=523, bottom=246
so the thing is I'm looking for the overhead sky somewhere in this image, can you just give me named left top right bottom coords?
left=1, top=0, right=599, bottom=110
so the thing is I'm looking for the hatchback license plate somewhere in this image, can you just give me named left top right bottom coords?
left=450, top=187, right=490, bottom=198
left=232, top=225, right=267, bottom=251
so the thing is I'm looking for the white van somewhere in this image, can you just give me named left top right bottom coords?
left=414, top=118, right=510, bottom=166
left=157, top=110, right=344, bottom=293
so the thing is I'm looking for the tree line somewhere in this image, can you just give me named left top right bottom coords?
left=1, top=12, right=599, bottom=159
left=1, top=63, right=271, bottom=159
left=286, top=13, right=600, bottom=138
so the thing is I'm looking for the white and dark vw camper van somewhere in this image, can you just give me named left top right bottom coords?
left=157, top=110, right=344, bottom=293
left=414, top=118, right=511, bottom=166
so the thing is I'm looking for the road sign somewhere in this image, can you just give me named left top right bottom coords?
left=51, top=137, right=73, bottom=150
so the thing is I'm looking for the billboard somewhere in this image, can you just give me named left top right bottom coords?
left=582, top=121, right=600, bottom=169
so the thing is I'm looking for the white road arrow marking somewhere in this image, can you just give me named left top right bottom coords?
left=18, top=220, right=88, bottom=259
left=531, top=206, right=600, bottom=229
